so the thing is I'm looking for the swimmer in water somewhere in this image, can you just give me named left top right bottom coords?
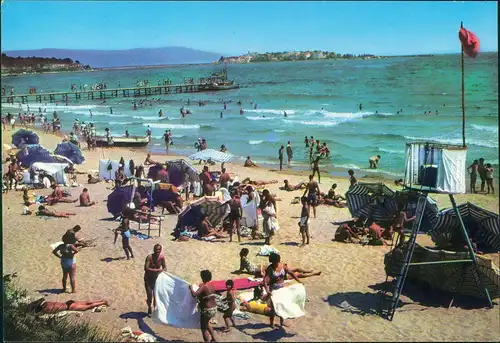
left=159, top=109, right=163, bottom=118
left=284, top=111, right=287, bottom=117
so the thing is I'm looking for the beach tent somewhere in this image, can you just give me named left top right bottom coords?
left=177, top=196, right=229, bottom=229
left=54, top=142, right=85, bottom=165
left=99, top=159, right=134, bottom=181
left=21, top=162, right=70, bottom=186
left=384, top=243, right=499, bottom=299
left=429, top=202, right=500, bottom=252
left=16, top=144, right=73, bottom=168
left=188, top=149, right=233, bottom=163
left=346, top=183, right=398, bottom=222
left=107, top=185, right=135, bottom=217
left=12, top=129, right=39, bottom=148
left=166, top=159, right=200, bottom=187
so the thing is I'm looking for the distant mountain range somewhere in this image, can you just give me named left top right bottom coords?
left=2, top=47, right=222, bottom=68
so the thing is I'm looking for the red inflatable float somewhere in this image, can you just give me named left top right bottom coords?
left=459, top=27, right=480, bottom=58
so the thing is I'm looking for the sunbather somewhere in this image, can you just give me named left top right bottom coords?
left=239, top=285, right=272, bottom=316
left=242, top=177, right=278, bottom=186
left=87, top=174, right=102, bottom=184
left=144, top=153, right=159, bottom=166
left=37, top=205, right=76, bottom=218
left=27, top=298, right=108, bottom=314
left=79, top=188, right=96, bottom=206
left=280, top=179, right=306, bottom=191
left=198, top=214, right=227, bottom=239
left=45, top=184, right=78, bottom=205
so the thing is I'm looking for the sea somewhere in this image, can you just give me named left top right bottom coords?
left=1, top=52, right=498, bottom=180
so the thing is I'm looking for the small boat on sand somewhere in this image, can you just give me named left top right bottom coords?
left=94, top=135, right=150, bottom=148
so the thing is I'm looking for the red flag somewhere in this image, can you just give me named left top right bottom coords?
left=459, top=27, right=480, bottom=58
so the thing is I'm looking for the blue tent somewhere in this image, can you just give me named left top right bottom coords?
left=107, top=185, right=134, bottom=217
left=12, top=129, right=39, bottom=148
left=16, top=145, right=71, bottom=168
left=54, top=142, right=85, bottom=165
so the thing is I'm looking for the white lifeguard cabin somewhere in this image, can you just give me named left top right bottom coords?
left=403, top=141, right=467, bottom=194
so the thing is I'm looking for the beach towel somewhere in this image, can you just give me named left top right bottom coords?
left=50, top=241, right=64, bottom=250
left=152, top=272, right=199, bottom=329
left=271, top=282, right=306, bottom=319
left=257, top=245, right=280, bottom=256
left=209, top=278, right=262, bottom=293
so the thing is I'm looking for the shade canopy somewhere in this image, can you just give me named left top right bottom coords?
left=166, top=159, right=200, bottom=186
left=177, top=196, right=229, bottom=229
left=12, top=129, right=39, bottom=148
left=107, top=185, right=135, bottom=217
left=188, top=149, right=233, bottom=163
left=16, top=144, right=73, bottom=168
left=346, top=183, right=398, bottom=222
left=54, top=141, right=85, bottom=165
left=429, top=202, right=500, bottom=252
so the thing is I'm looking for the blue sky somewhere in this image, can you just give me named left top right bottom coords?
left=1, top=1, right=497, bottom=55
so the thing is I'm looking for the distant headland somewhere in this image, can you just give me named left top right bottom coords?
left=1, top=53, right=91, bottom=75
left=217, top=51, right=383, bottom=64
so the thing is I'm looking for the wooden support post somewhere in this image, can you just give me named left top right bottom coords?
left=36, top=95, right=42, bottom=103
left=76, top=93, right=81, bottom=100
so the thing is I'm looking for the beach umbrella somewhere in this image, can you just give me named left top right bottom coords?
left=107, top=185, right=135, bottom=217
left=345, top=183, right=398, bottom=222
left=11, top=129, right=39, bottom=148
left=54, top=142, right=85, bottom=165
left=177, top=196, right=229, bottom=229
left=15, top=144, right=72, bottom=168
left=152, top=184, right=179, bottom=206
left=188, top=149, right=233, bottom=163
left=385, top=243, right=499, bottom=299
left=429, top=202, right=500, bottom=252
left=166, top=159, right=200, bottom=187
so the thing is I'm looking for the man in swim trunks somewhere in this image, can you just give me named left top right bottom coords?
left=219, top=167, right=232, bottom=189
left=303, top=174, right=320, bottom=218
left=79, top=188, right=96, bottom=206
left=299, top=196, right=310, bottom=247
left=198, top=214, right=227, bottom=239
left=156, top=164, right=169, bottom=183
left=241, top=177, right=278, bottom=186
left=244, top=156, right=258, bottom=167
left=218, top=191, right=242, bottom=242
left=311, top=156, right=321, bottom=183
left=144, top=244, right=166, bottom=316
left=37, top=205, right=76, bottom=218
left=392, top=206, right=416, bottom=247
left=369, top=155, right=381, bottom=169
left=189, top=270, right=217, bottom=342
left=280, top=179, right=307, bottom=191
left=46, top=184, right=78, bottom=205
left=28, top=298, right=109, bottom=314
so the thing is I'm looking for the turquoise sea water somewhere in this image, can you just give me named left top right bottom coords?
left=1, top=52, right=498, bottom=178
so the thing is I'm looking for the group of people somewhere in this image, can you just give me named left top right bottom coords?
left=468, top=158, right=495, bottom=194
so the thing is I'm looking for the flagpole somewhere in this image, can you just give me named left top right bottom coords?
left=461, top=21, right=466, bottom=148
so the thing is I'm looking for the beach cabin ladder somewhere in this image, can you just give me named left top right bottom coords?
left=378, top=195, right=428, bottom=321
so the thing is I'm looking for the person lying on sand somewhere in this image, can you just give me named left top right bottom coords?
left=144, top=153, right=159, bottom=166
left=45, top=184, right=78, bottom=205
left=198, top=214, right=227, bottom=239
left=280, top=179, right=307, bottom=191
left=239, top=285, right=272, bottom=316
left=334, top=223, right=361, bottom=243
left=87, top=174, right=102, bottom=184
left=79, top=188, right=96, bottom=206
left=27, top=298, right=108, bottom=315
left=241, top=177, right=279, bottom=186
left=37, top=205, right=76, bottom=218
left=244, top=156, right=258, bottom=167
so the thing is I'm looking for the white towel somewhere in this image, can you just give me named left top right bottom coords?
left=271, top=283, right=306, bottom=319
left=152, top=272, right=200, bottom=329
left=257, top=245, right=279, bottom=256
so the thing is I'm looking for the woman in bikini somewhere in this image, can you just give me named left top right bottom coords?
left=52, top=239, right=78, bottom=293
left=28, top=298, right=108, bottom=314
left=189, top=270, right=217, bottom=342
left=144, top=244, right=166, bottom=316
left=263, top=253, right=301, bottom=328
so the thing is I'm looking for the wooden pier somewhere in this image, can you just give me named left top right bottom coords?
left=1, top=83, right=231, bottom=104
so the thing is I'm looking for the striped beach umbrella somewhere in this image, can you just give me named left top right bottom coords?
left=429, top=202, right=500, bottom=252
left=345, top=183, right=398, bottom=222
left=188, top=149, right=233, bottom=163
left=178, top=196, right=229, bottom=228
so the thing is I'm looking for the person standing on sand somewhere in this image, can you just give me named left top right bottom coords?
left=52, top=240, right=78, bottom=293
left=219, top=167, right=232, bottom=189
left=278, top=145, right=284, bottom=171
left=114, top=211, right=134, bottom=260
left=311, top=156, right=321, bottom=183
left=348, top=170, right=358, bottom=188
left=467, top=160, right=479, bottom=193
left=299, top=196, right=310, bottom=247
left=189, top=270, right=217, bottom=342
left=303, top=175, right=320, bottom=218
left=223, top=280, right=236, bottom=332
left=286, top=141, right=293, bottom=167
left=260, top=189, right=278, bottom=245
left=478, top=158, right=486, bottom=192
left=485, top=163, right=494, bottom=194
left=144, top=244, right=166, bottom=316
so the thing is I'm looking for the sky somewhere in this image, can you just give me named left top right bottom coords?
left=1, top=1, right=497, bottom=56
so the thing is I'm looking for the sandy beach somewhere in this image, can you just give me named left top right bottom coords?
left=2, top=127, right=499, bottom=342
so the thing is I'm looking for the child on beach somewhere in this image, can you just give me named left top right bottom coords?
left=223, top=280, right=236, bottom=332
left=348, top=169, right=358, bottom=188
left=485, top=163, right=494, bottom=194
left=114, top=213, right=134, bottom=260
left=239, top=285, right=272, bottom=316
left=299, top=196, right=310, bottom=247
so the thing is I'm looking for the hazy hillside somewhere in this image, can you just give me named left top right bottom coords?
left=3, top=47, right=222, bottom=68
